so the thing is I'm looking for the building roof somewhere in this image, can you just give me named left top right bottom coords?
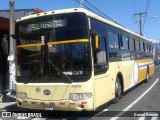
left=0, top=8, right=43, bottom=13
left=0, top=8, right=44, bottom=19
left=0, top=17, right=9, bottom=31
left=0, top=8, right=44, bottom=31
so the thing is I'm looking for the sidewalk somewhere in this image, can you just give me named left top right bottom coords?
left=0, top=94, right=16, bottom=110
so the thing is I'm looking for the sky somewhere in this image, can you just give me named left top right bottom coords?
left=0, top=0, right=160, bottom=41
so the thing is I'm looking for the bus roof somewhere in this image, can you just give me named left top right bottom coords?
left=17, top=8, right=150, bottom=42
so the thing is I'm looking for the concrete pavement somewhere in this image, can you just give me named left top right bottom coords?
left=0, top=94, right=16, bottom=110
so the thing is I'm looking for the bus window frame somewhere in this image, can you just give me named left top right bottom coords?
left=91, top=33, right=109, bottom=74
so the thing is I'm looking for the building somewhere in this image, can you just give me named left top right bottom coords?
left=0, top=8, right=44, bottom=94
left=0, top=8, right=43, bottom=19
left=0, top=17, right=9, bottom=94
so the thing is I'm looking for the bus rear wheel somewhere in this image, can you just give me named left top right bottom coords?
left=145, top=69, right=149, bottom=83
left=113, top=77, right=122, bottom=103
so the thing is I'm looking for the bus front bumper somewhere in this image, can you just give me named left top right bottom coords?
left=16, top=97, right=94, bottom=111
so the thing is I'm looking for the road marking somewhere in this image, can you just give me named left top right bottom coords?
left=110, top=78, right=159, bottom=120
left=138, top=117, right=145, bottom=120
left=103, top=109, right=109, bottom=111
left=151, top=117, right=158, bottom=120
left=17, top=116, right=29, bottom=119
left=93, top=108, right=109, bottom=117
left=32, top=118, right=47, bottom=120
left=138, top=117, right=158, bottom=120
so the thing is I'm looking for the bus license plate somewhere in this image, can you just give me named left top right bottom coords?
left=45, top=104, right=53, bottom=110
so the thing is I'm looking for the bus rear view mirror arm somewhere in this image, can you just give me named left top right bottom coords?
left=10, top=34, right=18, bottom=39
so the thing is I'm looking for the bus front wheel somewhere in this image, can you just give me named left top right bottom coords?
left=113, top=77, right=122, bottom=103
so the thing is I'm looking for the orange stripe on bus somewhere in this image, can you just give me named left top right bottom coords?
left=60, top=102, right=65, bottom=105
left=40, top=102, right=45, bottom=105
left=70, top=103, right=76, bottom=105
left=81, top=102, right=87, bottom=104
left=16, top=39, right=89, bottom=48
left=16, top=43, right=45, bottom=48
left=31, top=102, right=35, bottom=104
left=48, top=39, right=89, bottom=45
left=23, top=100, right=27, bottom=103
left=50, top=102, right=55, bottom=106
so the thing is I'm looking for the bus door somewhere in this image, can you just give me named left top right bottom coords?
left=92, top=35, right=110, bottom=108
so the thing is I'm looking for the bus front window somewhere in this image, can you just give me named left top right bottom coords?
left=16, top=12, right=91, bottom=83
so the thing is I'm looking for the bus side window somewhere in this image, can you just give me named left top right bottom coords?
left=140, top=41, right=144, bottom=51
left=143, top=42, right=146, bottom=51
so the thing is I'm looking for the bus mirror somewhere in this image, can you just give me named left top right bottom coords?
left=2, top=36, right=9, bottom=55
left=95, top=35, right=99, bottom=49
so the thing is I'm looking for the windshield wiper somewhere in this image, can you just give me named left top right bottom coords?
left=47, top=59, right=72, bottom=83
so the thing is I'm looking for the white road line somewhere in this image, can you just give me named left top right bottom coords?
left=32, top=118, right=47, bottom=120
left=139, top=116, right=158, bottom=120
left=110, top=78, right=159, bottom=120
left=17, top=116, right=30, bottom=119
left=138, top=117, right=145, bottom=120
left=151, top=117, right=158, bottom=120
left=103, top=109, right=109, bottom=111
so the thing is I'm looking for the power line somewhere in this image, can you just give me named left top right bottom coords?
left=73, top=0, right=98, bottom=15
left=73, top=0, right=113, bottom=21
left=139, top=0, right=144, bottom=12
left=85, top=0, right=114, bottom=21
left=72, top=0, right=124, bottom=27
left=80, top=0, right=84, bottom=8
left=142, top=0, right=151, bottom=30
left=134, top=0, right=135, bottom=14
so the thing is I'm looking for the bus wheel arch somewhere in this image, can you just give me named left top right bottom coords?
left=113, top=72, right=124, bottom=103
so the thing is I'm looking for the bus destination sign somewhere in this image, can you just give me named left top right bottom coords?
left=27, top=19, right=67, bottom=31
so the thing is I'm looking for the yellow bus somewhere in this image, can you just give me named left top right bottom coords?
left=16, top=8, right=154, bottom=111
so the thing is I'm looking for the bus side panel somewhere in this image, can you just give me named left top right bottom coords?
left=94, top=60, right=134, bottom=109
left=94, top=74, right=111, bottom=109
left=117, top=61, right=135, bottom=92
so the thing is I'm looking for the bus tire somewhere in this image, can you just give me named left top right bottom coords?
left=145, top=69, right=149, bottom=83
left=113, top=77, right=122, bottom=103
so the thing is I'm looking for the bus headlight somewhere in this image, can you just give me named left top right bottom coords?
left=70, top=93, right=92, bottom=102
left=16, top=92, right=27, bottom=100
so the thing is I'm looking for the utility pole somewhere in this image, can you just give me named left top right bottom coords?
left=8, top=0, right=16, bottom=90
left=134, top=12, right=147, bottom=36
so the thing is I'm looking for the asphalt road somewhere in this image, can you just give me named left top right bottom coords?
left=1, top=65, right=160, bottom=120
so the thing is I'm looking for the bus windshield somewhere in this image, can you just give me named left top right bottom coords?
left=16, top=12, right=91, bottom=83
